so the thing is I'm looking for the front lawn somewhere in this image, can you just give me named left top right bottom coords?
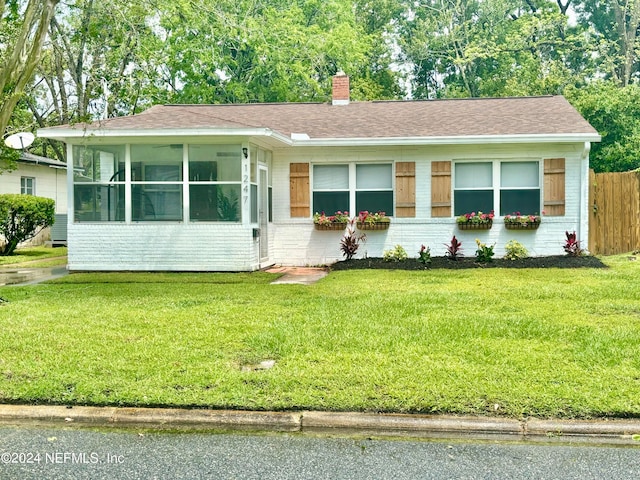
left=0, top=255, right=638, bottom=419
left=0, top=247, right=67, bottom=268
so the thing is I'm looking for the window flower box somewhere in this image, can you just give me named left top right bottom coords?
left=356, top=211, right=390, bottom=230
left=356, top=221, right=390, bottom=230
left=503, top=213, right=541, bottom=230
left=458, top=221, right=493, bottom=230
left=315, top=223, right=347, bottom=231
left=456, top=211, right=494, bottom=230
left=313, top=211, right=349, bottom=231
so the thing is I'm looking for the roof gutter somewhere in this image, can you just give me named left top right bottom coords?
left=36, top=127, right=295, bottom=146
left=290, top=133, right=601, bottom=147
left=37, top=128, right=600, bottom=147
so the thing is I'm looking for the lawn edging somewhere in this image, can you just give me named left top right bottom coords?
left=0, top=405, right=638, bottom=445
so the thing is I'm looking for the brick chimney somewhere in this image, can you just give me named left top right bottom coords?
left=332, top=72, right=350, bottom=106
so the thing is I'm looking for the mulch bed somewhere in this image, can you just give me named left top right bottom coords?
left=330, top=256, right=608, bottom=271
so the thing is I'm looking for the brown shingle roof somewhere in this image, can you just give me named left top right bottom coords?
left=43, top=96, right=599, bottom=140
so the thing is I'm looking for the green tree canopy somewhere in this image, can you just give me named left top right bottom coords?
left=566, top=81, right=640, bottom=172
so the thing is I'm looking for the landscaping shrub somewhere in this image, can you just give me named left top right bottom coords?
left=0, top=194, right=55, bottom=255
left=339, top=219, right=366, bottom=260
left=445, top=235, right=463, bottom=260
left=504, top=240, right=529, bottom=260
left=564, top=231, right=584, bottom=257
left=383, top=245, right=408, bottom=262
left=474, top=239, right=495, bottom=263
left=418, top=245, right=431, bottom=266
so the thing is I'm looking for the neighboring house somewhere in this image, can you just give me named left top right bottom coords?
left=0, top=152, right=68, bottom=245
left=37, top=74, right=600, bottom=271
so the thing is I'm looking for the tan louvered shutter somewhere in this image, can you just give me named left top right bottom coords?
left=544, top=158, right=565, bottom=216
left=395, top=162, right=415, bottom=217
left=431, top=161, right=451, bottom=217
left=290, top=163, right=310, bottom=217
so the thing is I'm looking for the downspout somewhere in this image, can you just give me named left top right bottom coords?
left=580, top=142, right=591, bottom=252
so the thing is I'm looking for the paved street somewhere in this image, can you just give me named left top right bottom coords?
left=1, top=425, right=639, bottom=479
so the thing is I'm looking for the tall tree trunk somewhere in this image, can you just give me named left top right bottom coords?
left=0, top=0, right=60, bottom=134
left=614, top=0, right=640, bottom=86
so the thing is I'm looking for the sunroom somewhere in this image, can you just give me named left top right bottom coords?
left=66, top=140, right=274, bottom=271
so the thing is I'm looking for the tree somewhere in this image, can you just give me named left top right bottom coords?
left=574, top=0, right=640, bottom=86
left=0, top=194, right=55, bottom=255
left=156, top=0, right=385, bottom=104
left=399, top=0, right=592, bottom=98
left=566, top=81, right=640, bottom=172
left=0, top=0, right=60, bottom=135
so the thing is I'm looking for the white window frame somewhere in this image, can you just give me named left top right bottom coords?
left=312, top=162, right=394, bottom=216
left=21, top=177, right=35, bottom=195
left=453, top=159, right=542, bottom=216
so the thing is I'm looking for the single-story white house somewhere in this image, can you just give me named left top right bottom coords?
left=37, top=74, right=600, bottom=271
left=0, top=152, right=68, bottom=245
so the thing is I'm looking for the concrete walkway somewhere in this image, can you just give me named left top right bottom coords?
left=0, top=265, right=68, bottom=286
left=0, top=405, right=638, bottom=445
left=266, top=266, right=329, bottom=285
left=0, top=265, right=328, bottom=287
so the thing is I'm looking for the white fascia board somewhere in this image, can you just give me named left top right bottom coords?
left=37, top=127, right=294, bottom=146
left=291, top=133, right=601, bottom=147
left=37, top=128, right=600, bottom=147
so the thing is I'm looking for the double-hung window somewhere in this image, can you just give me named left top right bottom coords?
left=356, top=164, right=393, bottom=213
left=21, top=177, right=35, bottom=195
left=313, top=165, right=350, bottom=214
left=454, top=161, right=540, bottom=216
left=312, top=163, right=393, bottom=215
left=499, top=162, right=540, bottom=215
left=454, top=162, right=493, bottom=215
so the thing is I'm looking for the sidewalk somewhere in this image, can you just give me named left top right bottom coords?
left=0, top=405, right=638, bottom=445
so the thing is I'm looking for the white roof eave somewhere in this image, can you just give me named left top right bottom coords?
left=290, top=133, right=602, bottom=147
left=36, top=127, right=295, bottom=146
left=37, top=128, right=600, bottom=147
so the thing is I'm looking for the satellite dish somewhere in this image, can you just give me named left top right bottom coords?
left=4, top=132, right=35, bottom=150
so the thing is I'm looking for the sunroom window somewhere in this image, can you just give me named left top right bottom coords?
left=188, top=145, right=241, bottom=221
left=131, top=145, right=183, bottom=221
left=73, top=145, right=125, bottom=222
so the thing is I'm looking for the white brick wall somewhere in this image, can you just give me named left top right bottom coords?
left=68, top=223, right=260, bottom=271
left=64, top=141, right=590, bottom=271
left=270, top=143, right=589, bottom=266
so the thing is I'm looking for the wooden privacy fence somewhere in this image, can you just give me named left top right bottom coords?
left=589, top=170, right=640, bottom=255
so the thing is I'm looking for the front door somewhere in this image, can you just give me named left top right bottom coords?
left=259, top=167, right=269, bottom=263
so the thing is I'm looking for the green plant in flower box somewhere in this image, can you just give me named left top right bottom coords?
left=357, top=210, right=390, bottom=225
left=313, top=211, right=350, bottom=225
left=456, top=210, right=494, bottom=225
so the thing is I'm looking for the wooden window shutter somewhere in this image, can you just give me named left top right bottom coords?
left=289, top=163, right=310, bottom=217
left=544, top=158, right=565, bottom=216
left=395, top=162, right=415, bottom=217
left=431, top=161, right=451, bottom=217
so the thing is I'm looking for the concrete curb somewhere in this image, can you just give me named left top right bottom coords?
left=0, top=405, right=300, bottom=432
left=0, top=405, right=638, bottom=444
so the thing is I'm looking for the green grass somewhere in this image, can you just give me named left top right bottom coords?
left=0, top=247, right=67, bottom=267
left=0, top=255, right=638, bottom=419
